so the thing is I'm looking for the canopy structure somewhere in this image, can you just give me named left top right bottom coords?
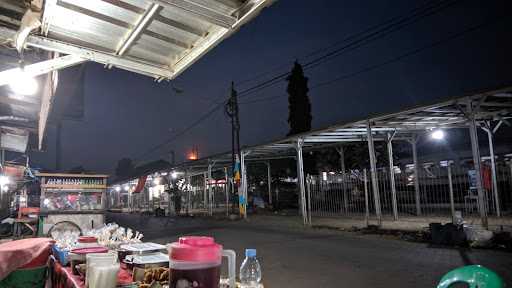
left=0, top=0, right=275, bottom=151
left=174, top=86, right=512, bottom=170
left=161, top=86, right=512, bottom=225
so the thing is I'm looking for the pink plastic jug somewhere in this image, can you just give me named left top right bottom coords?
left=168, top=236, right=236, bottom=288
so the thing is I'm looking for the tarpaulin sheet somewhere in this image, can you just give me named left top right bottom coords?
left=0, top=237, right=54, bottom=280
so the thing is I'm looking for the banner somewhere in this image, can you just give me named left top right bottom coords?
left=133, top=176, right=147, bottom=193
left=233, top=155, right=241, bottom=187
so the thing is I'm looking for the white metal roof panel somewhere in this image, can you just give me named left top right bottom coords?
left=33, top=0, right=276, bottom=80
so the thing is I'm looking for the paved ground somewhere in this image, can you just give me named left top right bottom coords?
left=107, top=213, right=512, bottom=288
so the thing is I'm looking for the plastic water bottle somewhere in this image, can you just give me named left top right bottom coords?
left=240, top=249, right=261, bottom=288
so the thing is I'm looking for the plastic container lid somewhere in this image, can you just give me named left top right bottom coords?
left=245, top=249, right=256, bottom=258
left=78, top=236, right=97, bottom=243
left=71, top=247, right=108, bottom=255
left=169, top=236, right=222, bottom=263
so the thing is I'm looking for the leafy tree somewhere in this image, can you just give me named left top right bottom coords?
left=286, top=61, right=312, bottom=136
left=115, top=158, right=134, bottom=177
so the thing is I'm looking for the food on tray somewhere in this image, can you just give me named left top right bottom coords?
left=137, top=267, right=169, bottom=287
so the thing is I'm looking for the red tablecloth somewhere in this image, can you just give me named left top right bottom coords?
left=49, top=256, right=133, bottom=288
left=0, top=238, right=54, bottom=280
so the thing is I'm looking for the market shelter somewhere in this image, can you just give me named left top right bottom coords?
left=0, top=0, right=275, bottom=149
left=125, top=86, right=512, bottom=229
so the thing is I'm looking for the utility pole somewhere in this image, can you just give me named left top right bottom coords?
left=225, top=82, right=241, bottom=211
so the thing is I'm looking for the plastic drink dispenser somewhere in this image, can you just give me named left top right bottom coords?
left=169, top=237, right=236, bottom=288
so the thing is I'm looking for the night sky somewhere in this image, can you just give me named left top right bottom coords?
left=28, top=0, right=512, bottom=173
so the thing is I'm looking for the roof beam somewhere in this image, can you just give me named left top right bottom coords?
left=479, top=101, right=512, bottom=108
left=116, top=3, right=160, bottom=56
left=492, top=93, right=512, bottom=98
left=149, top=0, right=237, bottom=28
left=0, top=54, right=86, bottom=87
left=154, top=14, right=205, bottom=36
left=0, top=26, right=174, bottom=79
left=0, top=96, right=39, bottom=109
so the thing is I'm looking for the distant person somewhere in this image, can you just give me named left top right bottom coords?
left=172, top=190, right=182, bottom=216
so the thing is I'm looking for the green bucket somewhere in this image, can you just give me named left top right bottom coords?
left=437, top=265, right=504, bottom=288
left=0, top=266, right=47, bottom=288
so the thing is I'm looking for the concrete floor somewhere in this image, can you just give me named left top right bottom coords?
left=107, top=213, right=512, bottom=288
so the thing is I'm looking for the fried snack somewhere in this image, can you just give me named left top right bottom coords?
left=140, top=266, right=169, bottom=287
left=160, top=270, right=169, bottom=281
left=154, top=269, right=161, bottom=280
left=143, top=272, right=153, bottom=283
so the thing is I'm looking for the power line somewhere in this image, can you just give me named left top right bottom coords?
left=134, top=0, right=466, bottom=161
left=239, top=15, right=503, bottom=105
left=133, top=102, right=225, bottom=163
left=234, top=0, right=438, bottom=87
left=236, top=0, right=461, bottom=99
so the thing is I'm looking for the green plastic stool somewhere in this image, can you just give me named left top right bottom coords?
left=437, top=265, right=504, bottom=288
left=0, top=266, right=47, bottom=288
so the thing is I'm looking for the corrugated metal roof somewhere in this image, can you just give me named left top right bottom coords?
left=168, top=86, right=512, bottom=174
left=0, top=0, right=275, bottom=151
left=36, top=0, right=276, bottom=79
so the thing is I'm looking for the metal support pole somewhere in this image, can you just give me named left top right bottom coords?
left=296, top=138, right=307, bottom=225
left=306, top=175, right=312, bottom=225
left=387, top=133, right=398, bottom=221
left=447, top=163, right=456, bottom=223
left=366, top=121, right=382, bottom=225
left=266, top=161, right=272, bottom=205
left=510, top=162, right=512, bottom=200
left=468, top=102, right=488, bottom=228
left=363, top=169, right=369, bottom=227
left=337, top=146, right=346, bottom=172
left=484, top=125, right=500, bottom=217
left=168, top=174, right=172, bottom=216
left=208, top=162, right=213, bottom=216
left=203, top=171, right=208, bottom=213
left=186, top=171, right=191, bottom=215
left=224, top=167, right=229, bottom=216
left=336, top=146, right=349, bottom=213
left=411, top=137, right=421, bottom=216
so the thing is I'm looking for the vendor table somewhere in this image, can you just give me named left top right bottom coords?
left=49, top=256, right=133, bottom=288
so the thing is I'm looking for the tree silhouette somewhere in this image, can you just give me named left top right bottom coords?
left=115, top=158, right=134, bottom=177
left=286, top=61, right=312, bottom=136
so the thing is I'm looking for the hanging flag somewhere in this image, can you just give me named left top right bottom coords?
left=133, top=176, right=147, bottom=193
left=233, top=154, right=241, bottom=187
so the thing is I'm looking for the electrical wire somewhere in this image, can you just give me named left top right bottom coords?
left=135, top=0, right=468, bottom=162
left=234, top=0, right=436, bottom=87
left=133, top=102, right=225, bottom=163
left=238, top=15, right=503, bottom=106
left=236, top=0, right=461, bottom=99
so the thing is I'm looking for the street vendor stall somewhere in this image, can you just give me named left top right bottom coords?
left=36, top=173, right=108, bottom=236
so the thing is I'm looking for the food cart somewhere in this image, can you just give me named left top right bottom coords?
left=36, top=173, right=108, bottom=236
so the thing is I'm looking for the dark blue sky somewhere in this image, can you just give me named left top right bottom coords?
left=29, top=0, right=512, bottom=173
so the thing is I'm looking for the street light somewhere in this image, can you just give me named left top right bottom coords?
left=8, top=69, right=38, bottom=95
left=431, top=129, right=445, bottom=140
left=0, top=176, right=9, bottom=186
left=123, top=185, right=130, bottom=191
left=114, top=186, right=121, bottom=192
left=171, top=171, right=178, bottom=179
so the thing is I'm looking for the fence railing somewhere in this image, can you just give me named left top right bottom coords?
left=307, top=161, right=512, bottom=223
left=182, top=174, right=232, bottom=216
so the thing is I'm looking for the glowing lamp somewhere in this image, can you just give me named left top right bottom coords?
left=431, top=129, right=445, bottom=140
